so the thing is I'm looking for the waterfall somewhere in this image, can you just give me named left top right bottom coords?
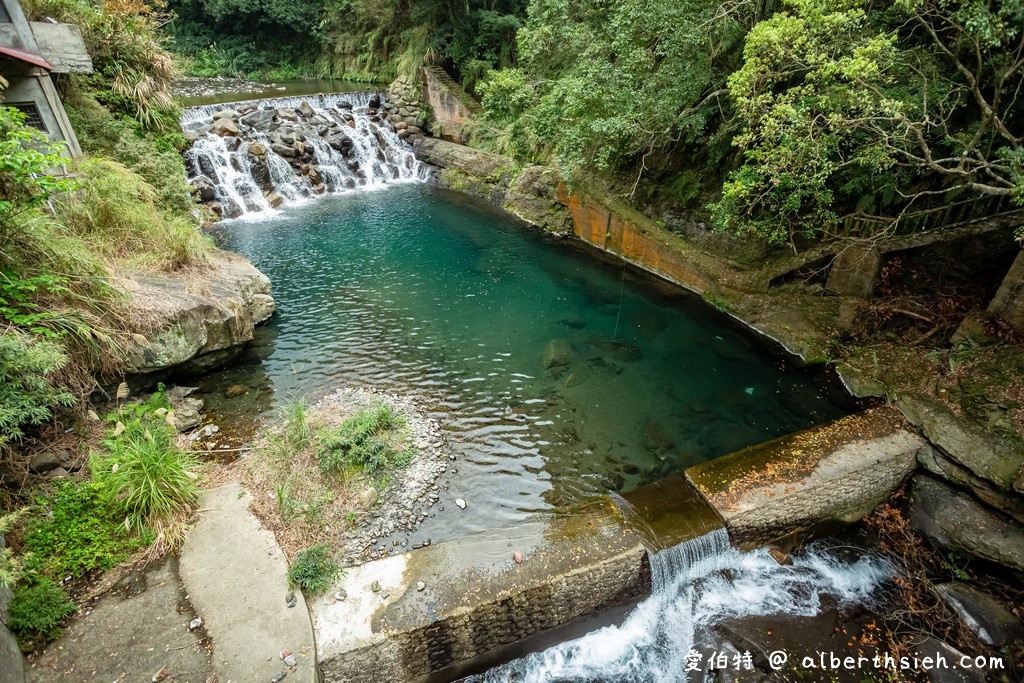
left=181, top=91, right=429, bottom=219
left=470, top=530, right=891, bottom=683
left=649, top=527, right=731, bottom=592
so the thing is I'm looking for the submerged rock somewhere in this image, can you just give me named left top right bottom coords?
left=543, top=338, right=576, bottom=369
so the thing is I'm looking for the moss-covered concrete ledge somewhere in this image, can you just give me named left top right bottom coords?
left=117, top=250, right=276, bottom=375
left=686, top=406, right=924, bottom=549
left=315, top=501, right=652, bottom=682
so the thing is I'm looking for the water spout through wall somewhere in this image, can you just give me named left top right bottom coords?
left=470, top=528, right=891, bottom=683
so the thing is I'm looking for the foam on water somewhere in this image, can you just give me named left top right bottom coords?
left=472, top=529, right=891, bottom=683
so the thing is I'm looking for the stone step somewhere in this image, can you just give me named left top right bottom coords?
left=180, top=483, right=316, bottom=683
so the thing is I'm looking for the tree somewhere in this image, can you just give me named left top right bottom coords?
left=715, top=0, right=1024, bottom=246
left=479, top=0, right=749, bottom=190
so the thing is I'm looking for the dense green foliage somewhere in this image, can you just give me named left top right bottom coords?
left=22, top=480, right=147, bottom=579
left=7, top=578, right=77, bottom=650
left=317, top=402, right=413, bottom=475
left=478, top=0, right=1024, bottom=242
left=167, top=0, right=527, bottom=85
left=287, top=543, right=344, bottom=595
left=0, top=332, right=75, bottom=448
left=715, top=0, right=1024, bottom=244
left=478, top=0, right=745, bottom=181
left=24, top=0, right=179, bottom=130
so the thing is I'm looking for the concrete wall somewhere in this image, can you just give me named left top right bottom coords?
left=316, top=509, right=652, bottom=682
left=28, top=22, right=93, bottom=74
left=687, top=406, right=924, bottom=549
left=421, top=67, right=478, bottom=143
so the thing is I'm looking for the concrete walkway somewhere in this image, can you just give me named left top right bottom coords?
left=179, top=483, right=316, bottom=683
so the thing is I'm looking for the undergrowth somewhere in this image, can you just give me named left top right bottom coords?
left=5, top=388, right=200, bottom=651
left=7, top=578, right=77, bottom=651
left=90, top=389, right=199, bottom=538
left=317, top=402, right=414, bottom=475
left=288, top=543, right=344, bottom=595
left=243, top=397, right=416, bottom=561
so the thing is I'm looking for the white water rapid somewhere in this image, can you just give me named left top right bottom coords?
left=472, top=529, right=892, bottom=683
left=181, top=91, right=429, bottom=219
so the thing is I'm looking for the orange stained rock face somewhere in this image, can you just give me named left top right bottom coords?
left=559, top=188, right=711, bottom=294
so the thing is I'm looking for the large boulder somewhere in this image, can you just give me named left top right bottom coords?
left=189, top=176, right=217, bottom=202
left=209, top=118, right=240, bottom=137
left=271, top=143, right=297, bottom=158
left=898, top=394, right=1023, bottom=492
left=240, top=108, right=275, bottom=130
left=934, top=583, right=1021, bottom=647
left=909, top=475, right=1024, bottom=572
left=414, top=137, right=514, bottom=181
left=688, top=407, right=923, bottom=548
left=120, top=252, right=276, bottom=374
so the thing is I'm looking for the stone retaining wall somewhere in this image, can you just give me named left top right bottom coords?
left=421, top=67, right=479, bottom=143
left=316, top=511, right=651, bottom=682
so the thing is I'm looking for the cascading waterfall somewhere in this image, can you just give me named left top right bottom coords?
left=471, top=528, right=891, bottom=683
left=181, top=91, right=429, bottom=219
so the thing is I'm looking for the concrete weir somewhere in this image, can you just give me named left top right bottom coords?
left=316, top=500, right=652, bottom=682
left=313, top=406, right=924, bottom=681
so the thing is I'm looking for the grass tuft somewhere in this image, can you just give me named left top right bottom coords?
left=288, top=543, right=344, bottom=596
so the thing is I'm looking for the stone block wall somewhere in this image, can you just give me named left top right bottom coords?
left=0, top=535, right=25, bottom=683
left=386, top=76, right=430, bottom=139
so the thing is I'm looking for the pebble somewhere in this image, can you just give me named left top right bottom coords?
left=416, top=580, right=426, bottom=591
left=381, top=592, right=390, bottom=600
left=514, top=551, right=524, bottom=564
left=271, top=673, right=287, bottom=683
left=283, top=654, right=297, bottom=667
left=152, top=667, right=171, bottom=682
left=334, top=589, right=347, bottom=602
left=189, top=617, right=203, bottom=631
left=285, top=592, right=297, bottom=608
left=370, top=580, right=381, bottom=593
left=455, top=498, right=467, bottom=510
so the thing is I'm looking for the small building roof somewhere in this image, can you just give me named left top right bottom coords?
left=0, top=45, right=53, bottom=71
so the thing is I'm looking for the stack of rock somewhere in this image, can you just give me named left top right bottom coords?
left=386, top=76, right=430, bottom=138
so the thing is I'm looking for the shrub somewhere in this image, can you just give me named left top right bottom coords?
left=0, top=330, right=75, bottom=448
left=7, top=577, right=76, bottom=650
left=52, top=158, right=209, bottom=270
left=287, top=544, right=343, bottom=595
left=64, top=94, right=195, bottom=220
left=90, top=397, right=199, bottom=532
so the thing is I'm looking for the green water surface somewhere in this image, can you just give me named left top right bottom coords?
left=202, top=185, right=848, bottom=540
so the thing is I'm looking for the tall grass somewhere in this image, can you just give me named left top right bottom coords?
left=90, top=397, right=199, bottom=534
left=53, top=159, right=210, bottom=271
left=316, top=402, right=412, bottom=474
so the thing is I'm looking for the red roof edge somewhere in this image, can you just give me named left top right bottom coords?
left=0, top=46, right=53, bottom=71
